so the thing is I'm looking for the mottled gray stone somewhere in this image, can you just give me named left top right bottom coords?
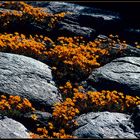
left=87, top=57, right=140, bottom=97
left=56, top=21, right=96, bottom=40
left=0, top=52, right=62, bottom=108
left=0, top=115, right=30, bottom=138
left=73, top=111, right=137, bottom=138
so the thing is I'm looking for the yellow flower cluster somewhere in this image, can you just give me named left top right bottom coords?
left=36, top=127, right=50, bottom=138
left=53, top=88, right=140, bottom=126
left=0, top=32, right=50, bottom=60
left=0, top=95, right=35, bottom=112
left=46, top=36, right=109, bottom=80
left=29, top=132, right=41, bottom=139
left=53, top=98, right=79, bottom=126
left=0, top=1, right=69, bottom=28
left=86, top=90, right=140, bottom=112
left=52, top=129, right=77, bottom=139
left=59, top=81, right=73, bottom=98
left=59, top=81, right=85, bottom=99
left=30, top=127, right=76, bottom=139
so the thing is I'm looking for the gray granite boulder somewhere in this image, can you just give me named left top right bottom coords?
left=0, top=115, right=30, bottom=138
left=72, top=111, right=137, bottom=138
left=0, top=52, right=62, bottom=109
left=54, top=21, right=96, bottom=40
left=46, top=2, right=121, bottom=40
left=87, top=57, right=140, bottom=97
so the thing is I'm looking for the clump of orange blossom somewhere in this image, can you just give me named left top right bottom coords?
left=85, top=90, right=140, bottom=113
left=0, top=1, right=69, bottom=29
left=0, top=32, right=54, bottom=60
left=0, top=95, right=35, bottom=117
left=54, top=82, right=140, bottom=124
left=30, top=127, right=76, bottom=139
left=28, top=88, right=79, bottom=138
left=59, top=81, right=85, bottom=99
left=45, top=36, right=109, bottom=82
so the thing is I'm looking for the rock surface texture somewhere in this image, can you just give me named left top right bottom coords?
left=72, top=111, right=137, bottom=138
left=0, top=52, right=62, bottom=109
left=0, top=115, right=30, bottom=138
left=47, top=2, right=121, bottom=40
left=87, top=57, right=140, bottom=97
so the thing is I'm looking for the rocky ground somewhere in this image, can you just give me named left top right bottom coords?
left=0, top=1, right=140, bottom=139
